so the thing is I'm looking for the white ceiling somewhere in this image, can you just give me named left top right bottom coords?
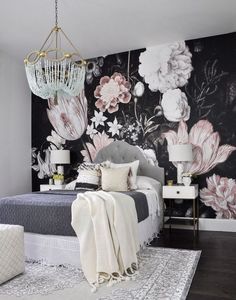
left=0, top=0, right=236, bottom=62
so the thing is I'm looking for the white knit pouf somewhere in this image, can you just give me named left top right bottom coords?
left=0, top=224, right=25, bottom=284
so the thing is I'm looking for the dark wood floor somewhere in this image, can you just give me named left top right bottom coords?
left=151, top=229, right=236, bottom=300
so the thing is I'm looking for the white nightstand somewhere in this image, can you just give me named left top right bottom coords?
left=162, top=184, right=199, bottom=235
left=40, top=184, right=66, bottom=191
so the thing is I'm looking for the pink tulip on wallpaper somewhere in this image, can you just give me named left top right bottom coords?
left=163, top=120, right=236, bottom=175
left=94, top=72, right=131, bottom=113
left=200, top=174, right=236, bottom=219
left=47, top=91, right=88, bottom=141
left=81, top=132, right=114, bottom=162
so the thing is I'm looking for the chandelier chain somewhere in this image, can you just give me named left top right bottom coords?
left=55, top=0, right=58, bottom=28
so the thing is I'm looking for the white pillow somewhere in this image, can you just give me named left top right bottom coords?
left=136, top=176, right=161, bottom=192
left=136, top=176, right=162, bottom=221
left=100, top=166, right=130, bottom=191
left=65, top=179, right=77, bottom=190
left=109, top=160, right=139, bottom=190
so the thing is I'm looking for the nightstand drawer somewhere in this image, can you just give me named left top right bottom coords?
left=163, top=185, right=198, bottom=199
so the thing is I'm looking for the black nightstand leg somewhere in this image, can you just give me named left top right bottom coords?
left=193, top=197, right=196, bottom=236
left=197, top=196, right=199, bottom=232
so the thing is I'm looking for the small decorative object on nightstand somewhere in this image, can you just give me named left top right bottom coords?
left=182, top=173, right=193, bottom=186
left=40, top=184, right=66, bottom=192
left=53, top=173, right=64, bottom=185
left=163, top=184, right=199, bottom=236
left=167, top=180, right=174, bottom=186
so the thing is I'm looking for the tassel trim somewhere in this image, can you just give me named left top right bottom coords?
left=90, top=262, right=139, bottom=292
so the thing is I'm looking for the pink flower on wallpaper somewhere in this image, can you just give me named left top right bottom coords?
left=81, top=132, right=114, bottom=162
left=163, top=120, right=236, bottom=175
left=200, top=174, right=236, bottom=219
left=47, top=91, right=88, bottom=141
left=94, top=72, right=131, bottom=113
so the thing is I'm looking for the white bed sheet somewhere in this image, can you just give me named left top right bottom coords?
left=24, top=189, right=163, bottom=267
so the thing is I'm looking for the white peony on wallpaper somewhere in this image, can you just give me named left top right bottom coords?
left=32, top=32, right=236, bottom=220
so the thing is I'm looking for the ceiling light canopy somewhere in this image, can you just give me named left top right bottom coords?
left=24, top=0, right=86, bottom=101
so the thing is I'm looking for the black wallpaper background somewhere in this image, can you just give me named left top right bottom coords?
left=32, top=32, right=236, bottom=219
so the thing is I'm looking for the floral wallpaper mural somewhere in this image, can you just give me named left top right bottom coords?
left=32, top=32, right=236, bottom=220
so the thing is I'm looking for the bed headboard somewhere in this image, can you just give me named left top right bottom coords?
left=94, top=141, right=165, bottom=185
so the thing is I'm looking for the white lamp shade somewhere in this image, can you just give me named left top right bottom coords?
left=168, top=144, right=193, bottom=162
left=50, top=150, right=70, bottom=164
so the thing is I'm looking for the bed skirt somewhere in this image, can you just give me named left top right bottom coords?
left=24, top=214, right=162, bottom=267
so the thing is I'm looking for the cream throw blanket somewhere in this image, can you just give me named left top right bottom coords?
left=71, top=190, right=139, bottom=289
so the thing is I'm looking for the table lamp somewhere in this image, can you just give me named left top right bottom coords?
left=168, top=144, right=193, bottom=184
left=50, top=150, right=70, bottom=175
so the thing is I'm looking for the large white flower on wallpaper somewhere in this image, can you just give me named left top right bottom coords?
left=94, top=72, right=131, bottom=113
left=107, top=117, right=122, bottom=137
left=138, top=41, right=193, bottom=93
left=47, top=91, right=88, bottom=141
left=81, top=132, right=114, bottom=162
left=163, top=120, right=236, bottom=175
left=91, top=110, right=107, bottom=128
left=32, top=149, right=56, bottom=179
left=32, top=131, right=64, bottom=179
left=200, top=174, right=236, bottom=219
left=86, top=123, right=98, bottom=139
left=161, top=89, right=190, bottom=122
left=46, top=130, right=65, bottom=149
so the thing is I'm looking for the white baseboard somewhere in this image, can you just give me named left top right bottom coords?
left=165, top=218, right=236, bottom=232
left=199, top=218, right=236, bottom=232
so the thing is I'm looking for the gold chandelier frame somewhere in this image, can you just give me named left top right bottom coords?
left=24, top=25, right=86, bottom=67
left=24, top=0, right=86, bottom=100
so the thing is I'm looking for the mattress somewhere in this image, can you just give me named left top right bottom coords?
left=0, top=189, right=149, bottom=236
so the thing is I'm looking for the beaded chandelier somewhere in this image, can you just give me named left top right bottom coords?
left=24, top=0, right=86, bottom=101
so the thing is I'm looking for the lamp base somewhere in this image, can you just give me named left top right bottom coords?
left=57, top=165, right=64, bottom=175
left=177, top=163, right=184, bottom=184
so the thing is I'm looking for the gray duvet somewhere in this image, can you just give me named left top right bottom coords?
left=0, top=190, right=149, bottom=236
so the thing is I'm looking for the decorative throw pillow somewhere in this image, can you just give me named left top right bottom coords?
left=75, top=163, right=101, bottom=190
left=100, top=166, right=130, bottom=191
left=109, top=160, right=140, bottom=190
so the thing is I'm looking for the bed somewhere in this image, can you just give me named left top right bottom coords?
left=0, top=141, right=164, bottom=267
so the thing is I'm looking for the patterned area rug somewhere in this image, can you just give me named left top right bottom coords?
left=0, top=247, right=200, bottom=300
